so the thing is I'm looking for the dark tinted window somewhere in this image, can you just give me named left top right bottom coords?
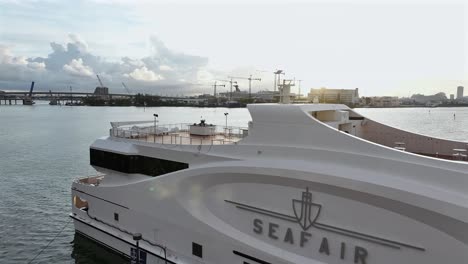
left=90, top=149, right=188, bottom=176
left=192, top=242, right=203, bottom=258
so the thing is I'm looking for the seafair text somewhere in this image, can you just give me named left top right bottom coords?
left=253, top=218, right=369, bottom=264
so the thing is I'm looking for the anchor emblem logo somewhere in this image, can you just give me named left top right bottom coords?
left=292, top=187, right=322, bottom=231
left=225, top=187, right=425, bottom=252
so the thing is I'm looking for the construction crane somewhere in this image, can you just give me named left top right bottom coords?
left=223, top=78, right=238, bottom=101
left=95, top=74, right=110, bottom=99
left=278, top=79, right=295, bottom=104
left=122, top=82, right=131, bottom=95
left=96, top=74, right=104, bottom=87
left=211, top=81, right=225, bottom=98
left=227, top=75, right=261, bottom=99
left=296, top=79, right=303, bottom=99
left=273, top=70, right=285, bottom=92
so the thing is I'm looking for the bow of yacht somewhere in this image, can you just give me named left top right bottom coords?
left=70, top=103, right=468, bottom=264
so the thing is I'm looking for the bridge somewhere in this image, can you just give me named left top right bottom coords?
left=0, top=91, right=135, bottom=105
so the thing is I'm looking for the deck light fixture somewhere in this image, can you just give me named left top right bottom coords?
left=224, top=113, right=229, bottom=136
left=153, top=114, right=158, bottom=143
left=133, top=233, right=142, bottom=264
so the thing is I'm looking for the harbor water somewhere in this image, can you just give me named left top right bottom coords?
left=0, top=105, right=467, bottom=263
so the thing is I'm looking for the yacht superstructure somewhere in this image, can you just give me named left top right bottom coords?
left=71, top=104, right=468, bottom=264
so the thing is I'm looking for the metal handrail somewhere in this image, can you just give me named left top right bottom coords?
left=109, top=123, right=248, bottom=146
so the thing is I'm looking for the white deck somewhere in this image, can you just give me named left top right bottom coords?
left=110, top=123, right=247, bottom=145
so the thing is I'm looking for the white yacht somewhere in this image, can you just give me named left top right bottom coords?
left=71, top=104, right=468, bottom=264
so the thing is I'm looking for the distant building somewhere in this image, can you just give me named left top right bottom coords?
left=94, top=87, right=109, bottom=95
left=457, top=86, right=464, bottom=99
left=218, top=91, right=249, bottom=100
left=450, top=94, right=455, bottom=100
left=364, top=96, right=400, bottom=107
left=253, top=90, right=280, bottom=101
left=198, top=94, right=214, bottom=98
left=308, top=88, right=359, bottom=104
left=411, top=93, right=447, bottom=104
left=177, top=98, right=208, bottom=105
left=399, top=97, right=415, bottom=105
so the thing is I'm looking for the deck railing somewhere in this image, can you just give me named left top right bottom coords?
left=109, top=122, right=248, bottom=145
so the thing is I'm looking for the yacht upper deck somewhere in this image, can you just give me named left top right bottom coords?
left=110, top=120, right=248, bottom=145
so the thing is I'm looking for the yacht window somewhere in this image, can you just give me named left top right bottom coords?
left=114, top=213, right=119, bottom=221
left=192, top=242, right=203, bottom=258
left=90, top=149, right=188, bottom=176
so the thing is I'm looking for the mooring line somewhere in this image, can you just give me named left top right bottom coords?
left=27, top=217, right=72, bottom=264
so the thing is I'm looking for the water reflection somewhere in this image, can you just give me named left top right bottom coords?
left=71, top=232, right=128, bottom=264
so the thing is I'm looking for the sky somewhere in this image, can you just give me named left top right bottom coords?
left=0, top=0, right=466, bottom=97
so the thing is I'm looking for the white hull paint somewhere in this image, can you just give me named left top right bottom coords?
left=72, top=215, right=172, bottom=264
left=71, top=104, right=468, bottom=264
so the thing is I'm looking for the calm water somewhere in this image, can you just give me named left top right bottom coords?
left=0, top=105, right=467, bottom=264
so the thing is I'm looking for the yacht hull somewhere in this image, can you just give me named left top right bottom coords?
left=71, top=214, right=171, bottom=264
left=71, top=104, right=468, bottom=264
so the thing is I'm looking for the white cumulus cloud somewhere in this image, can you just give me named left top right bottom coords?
left=159, top=65, right=173, bottom=71
left=28, top=61, right=46, bottom=70
left=0, top=34, right=215, bottom=93
left=128, top=66, right=164, bottom=81
left=63, top=58, right=94, bottom=77
left=68, top=33, right=88, bottom=53
left=0, top=45, right=27, bottom=65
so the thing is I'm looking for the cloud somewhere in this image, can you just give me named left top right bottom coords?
left=0, top=45, right=27, bottom=65
left=28, top=61, right=46, bottom=70
left=0, top=45, right=48, bottom=86
left=121, top=57, right=145, bottom=68
left=0, top=34, right=213, bottom=93
left=159, top=65, right=173, bottom=71
left=67, top=33, right=88, bottom=53
left=196, top=69, right=213, bottom=82
left=127, top=66, right=164, bottom=81
left=63, top=58, right=94, bottom=77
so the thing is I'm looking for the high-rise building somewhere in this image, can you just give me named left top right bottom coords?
left=457, top=86, right=464, bottom=99
left=450, top=94, right=455, bottom=100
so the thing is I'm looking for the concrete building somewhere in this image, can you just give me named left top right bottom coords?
left=457, top=86, right=464, bottom=99
left=411, top=93, right=447, bottom=104
left=253, top=90, right=280, bottom=101
left=364, top=96, right=400, bottom=107
left=94, top=87, right=109, bottom=95
left=93, top=87, right=110, bottom=100
left=450, top=94, right=454, bottom=100
left=218, top=91, right=249, bottom=100
left=308, top=88, right=359, bottom=104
